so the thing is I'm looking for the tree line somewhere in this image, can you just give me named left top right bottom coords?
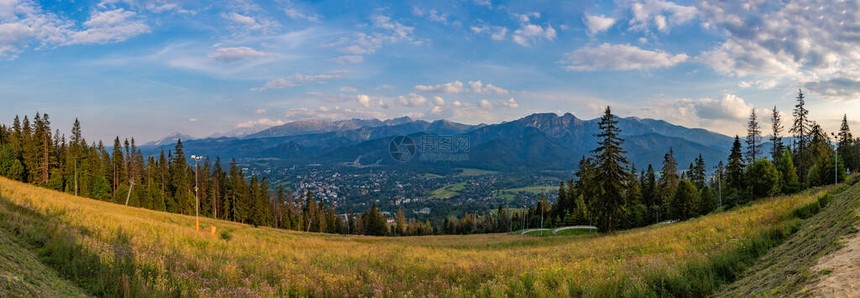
left=2, top=88, right=855, bottom=236
left=538, top=89, right=855, bottom=232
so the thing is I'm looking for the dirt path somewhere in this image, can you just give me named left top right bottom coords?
left=810, top=225, right=860, bottom=297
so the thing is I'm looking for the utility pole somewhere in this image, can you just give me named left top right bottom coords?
left=73, top=156, right=78, bottom=196
left=192, top=155, right=203, bottom=231
left=718, top=168, right=722, bottom=208
left=540, top=199, right=544, bottom=236
left=831, top=132, right=838, bottom=185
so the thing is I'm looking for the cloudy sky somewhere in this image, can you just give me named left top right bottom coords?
left=1, top=0, right=858, bottom=143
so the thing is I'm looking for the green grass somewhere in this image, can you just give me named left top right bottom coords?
left=429, top=182, right=467, bottom=199
left=716, top=180, right=860, bottom=296
left=455, top=168, right=498, bottom=177
left=553, top=228, right=597, bottom=236
left=494, top=185, right=557, bottom=201
left=0, top=176, right=851, bottom=296
left=523, top=230, right=553, bottom=236
left=0, top=229, right=86, bottom=297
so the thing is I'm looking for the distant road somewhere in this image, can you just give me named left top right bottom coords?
left=519, top=226, right=598, bottom=235
left=552, top=226, right=598, bottom=234
left=520, top=228, right=551, bottom=235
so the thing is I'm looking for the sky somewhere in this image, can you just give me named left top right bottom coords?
left=0, top=0, right=859, bottom=143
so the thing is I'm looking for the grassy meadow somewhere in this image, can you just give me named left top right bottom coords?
left=0, top=176, right=848, bottom=296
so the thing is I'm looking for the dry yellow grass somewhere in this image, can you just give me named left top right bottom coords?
left=0, top=176, right=831, bottom=296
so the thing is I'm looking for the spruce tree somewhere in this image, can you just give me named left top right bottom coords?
left=746, top=108, right=762, bottom=163
left=790, top=89, right=810, bottom=181
left=658, top=148, right=679, bottom=203
left=770, top=106, right=784, bottom=161
left=837, top=114, right=856, bottom=171
left=591, top=106, right=628, bottom=232
left=726, top=136, right=746, bottom=205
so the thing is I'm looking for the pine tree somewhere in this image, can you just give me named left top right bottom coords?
left=726, top=136, right=746, bottom=205
left=690, top=155, right=706, bottom=189
left=670, top=179, right=697, bottom=220
left=837, top=114, right=857, bottom=171
left=591, top=106, right=628, bottom=232
left=395, top=208, right=407, bottom=236
left=170, top=140, right=192, bottom=214
left=770, top=106, right=784, bottom=161
left=790, top=89, right=811, bottom=181
left=746, top=108, right=762, bottom=163
left=658, top=148, right=679, bottom=203
left=643, top=164, right=657, bottom=207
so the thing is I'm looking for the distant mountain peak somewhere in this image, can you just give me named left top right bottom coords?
left=144, top=132, right=194, bottom=147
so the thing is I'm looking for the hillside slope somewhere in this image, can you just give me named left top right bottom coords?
left=0, top=198, right=86, bottom=297
left=0, top=177, right=847, bottom=296
left=717, top=180, right=860, bottom=296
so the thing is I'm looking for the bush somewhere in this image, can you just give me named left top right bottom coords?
left=747, top=159, right=781, bottom=198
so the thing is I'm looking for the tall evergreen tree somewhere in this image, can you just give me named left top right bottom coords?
left=837, top=114, right=857, bottom=171
left=658, top=148, right=679, bottom=202
left=726, top=136, right=746, bottom=205
left=770, top=106, right=784, bottom=161
left=591, top=106, right=628, bottom=232
left=746, top=108, right=762, bottom=163
left=790, top=89, right=811, bottom=181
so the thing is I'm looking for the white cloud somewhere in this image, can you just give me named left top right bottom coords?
left=414, top=81, right=465, bottom=93
left=499, top=97, right=519, bottom=108
left=333, top=55, right=363, bottom=64
left=339, top=86, right=357, bottom=93
left=474, top=0, right=492, bottom=8
left=236, top=118, right=285, bottom=128
left=284, top=7, right=319, bottom=22
left=188, top=117, right=198, bottom=122
left=0, top=2, right=162, bottom=59
left=625, top=0, right=697, bottom=33
left=471, top=23, right=507, bottom=41
left=479, top=99, right=492, bottom=109
left=804, top=78, right=860, bottom=101
left=371, top=15, right=414, bottom=41
left=207, top=46, right=266, bottom=62
left=583, top=14, right=615, bottom=36
left=412, top=7, right=448, bottom=24
left=433, top=96, right=445, bottom=106
left=431, top=105, right=443, bottom=113
left=252, top=70, right=347, bottom=91
left=738, top=79, right=779, bottom=90
left=282, top=106, right=387, bottom=122
left=696, top=0, right=858, bottom=82
left=414, top=80, right=510, bottom=95
left=561, top=43, right=688, bottom=71
left=513, top=12, right=541, bottom=24
left=686, top=93, right=752, bottom=120
left=397, top=93, right=427, bottom=106
left=252, top=109, right=267, bottom=115
left=224, top=12, right=277, bottom=32
left=468, top=80, right=509, bottom=95
left=69, top=9, right=149, bottom=45
left=340, top=15, right=416, bottom=57
left=512, top=23, right=556, bottom=46
left=357, top=94, right=372, bottom=107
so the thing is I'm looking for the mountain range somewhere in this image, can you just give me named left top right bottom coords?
left=141, top=113, right=739, bottom=171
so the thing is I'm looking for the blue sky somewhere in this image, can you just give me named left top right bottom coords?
left=1, top=0, right=858, bottom=143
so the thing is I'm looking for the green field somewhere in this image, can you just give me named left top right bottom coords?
left=493, top=185, right=557, bottom=201
left=0, top=176, right=852, bottom=296
left=429, top=182, right=467, bottom=199
left=455, top=168, right=498, bottom=177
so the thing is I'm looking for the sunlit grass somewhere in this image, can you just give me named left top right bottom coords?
left=0, top=177, right=835, bottom=296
